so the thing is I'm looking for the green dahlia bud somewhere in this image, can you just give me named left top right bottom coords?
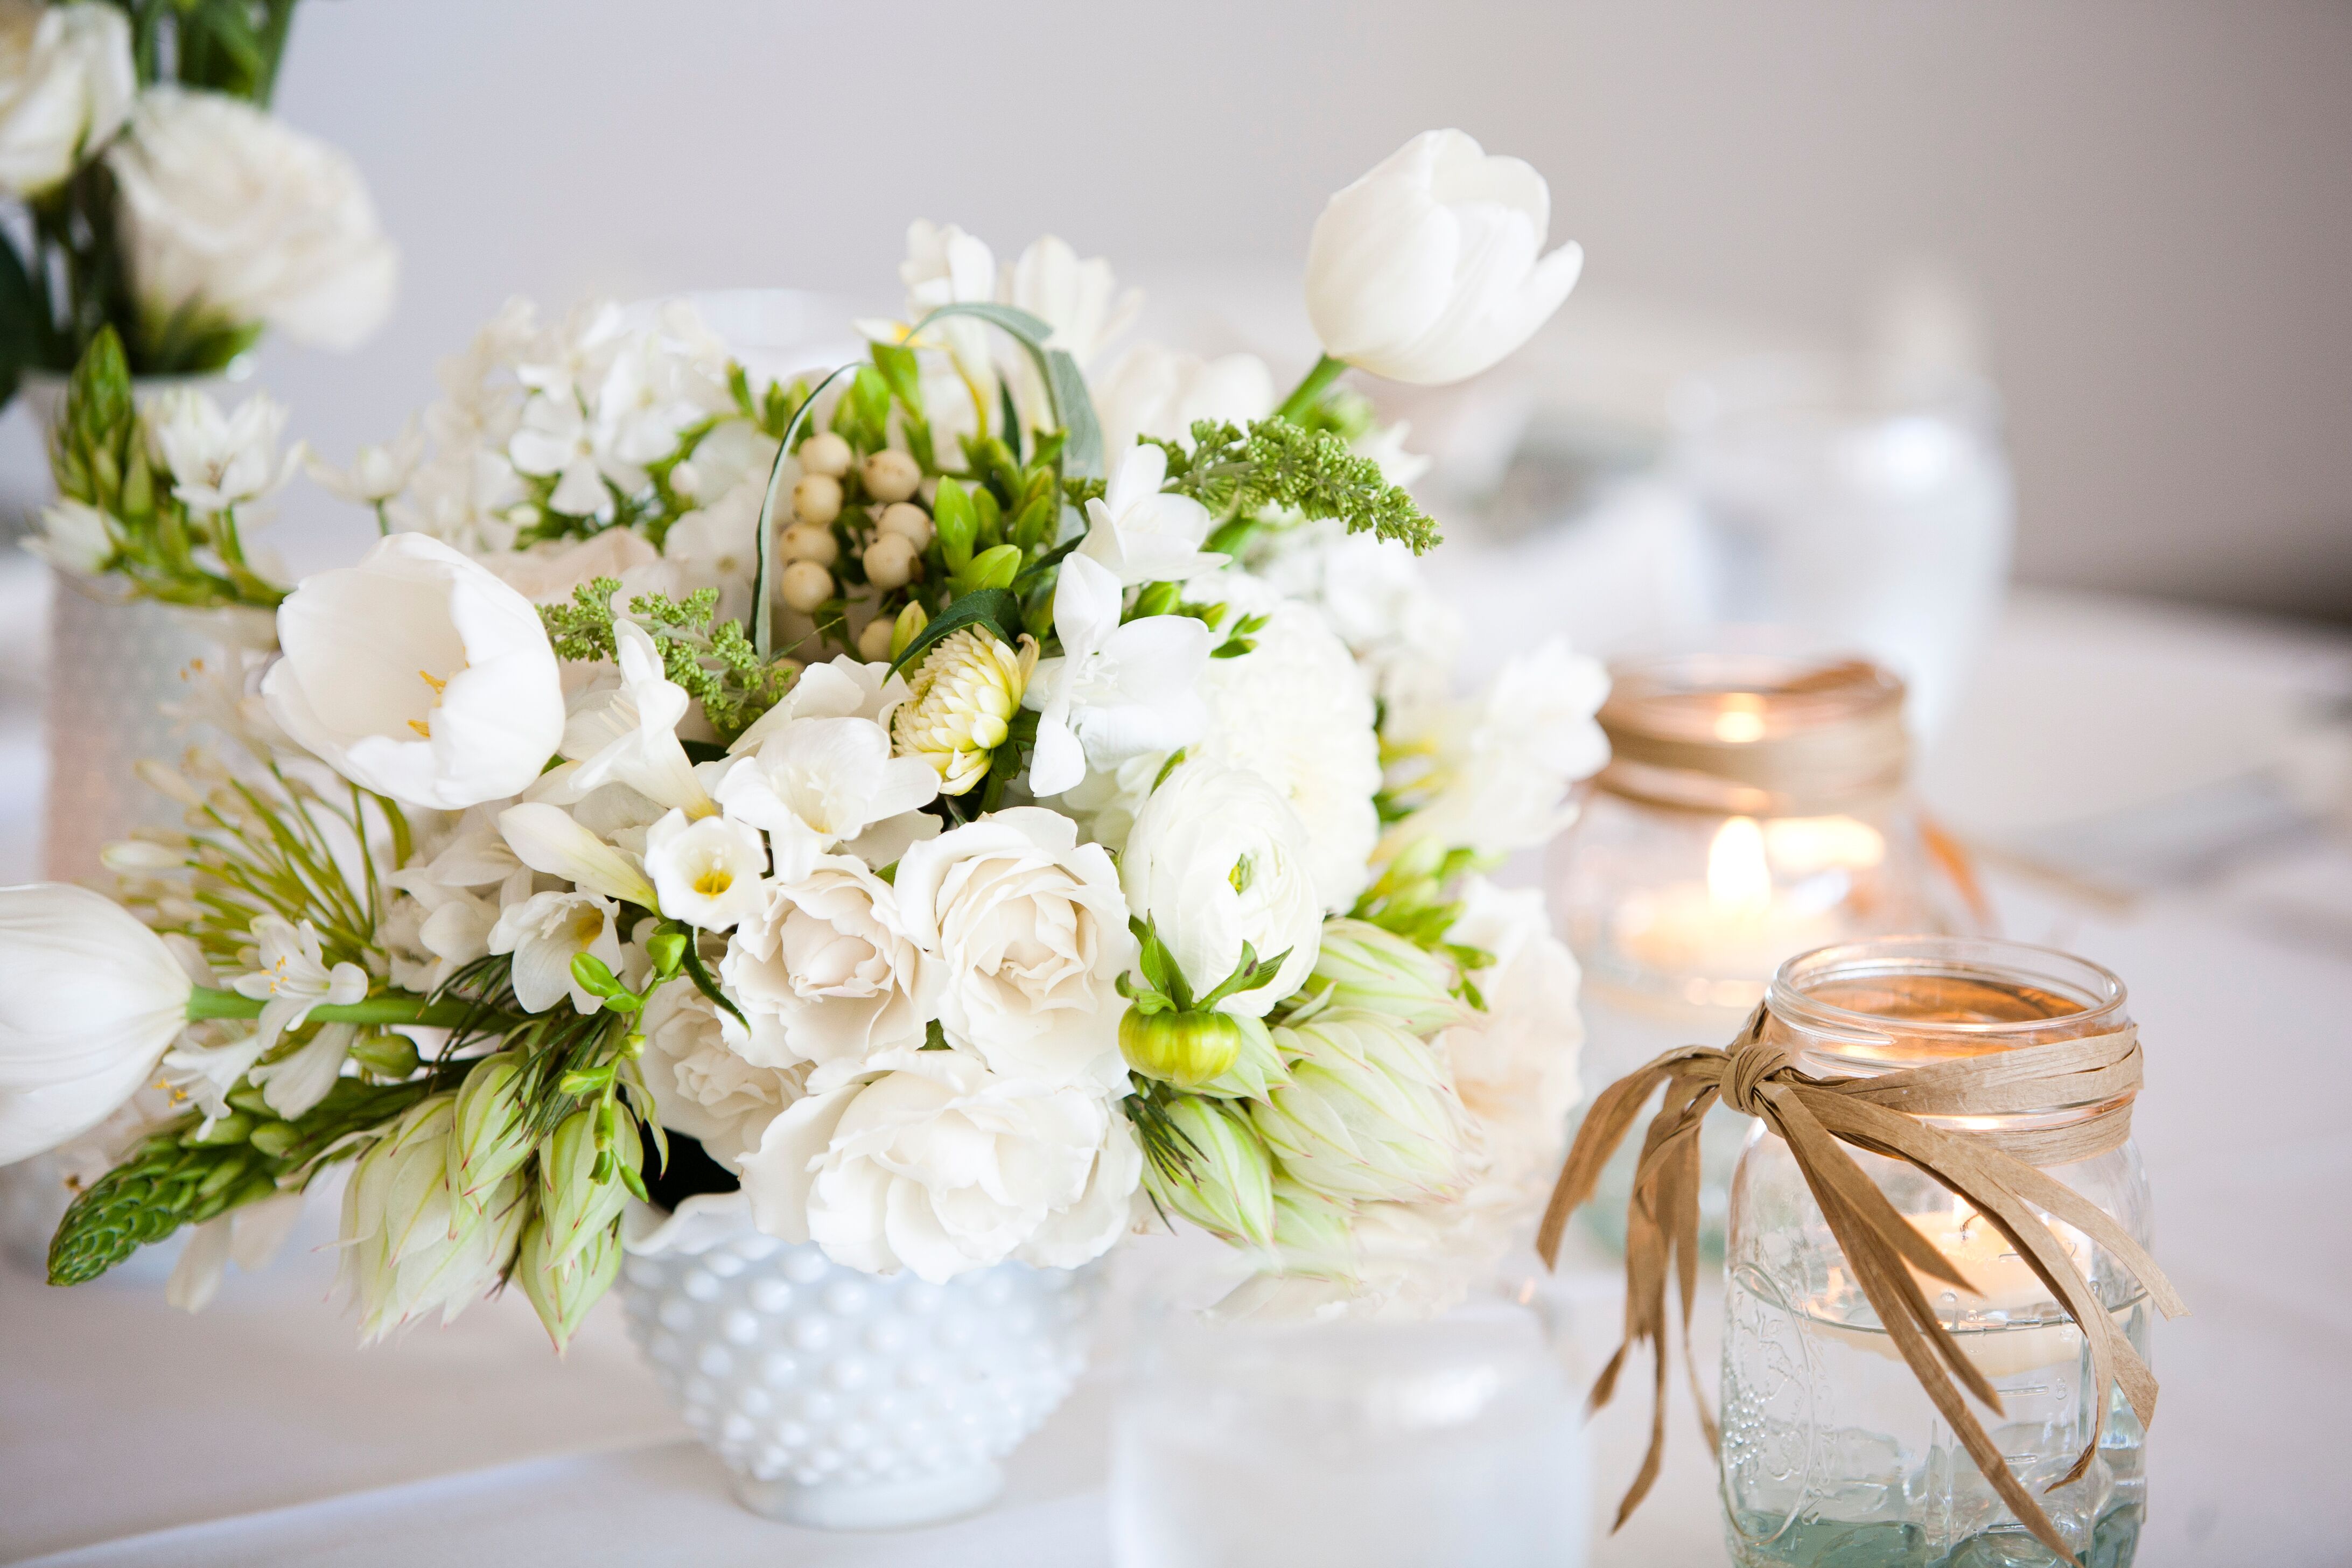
left=1119, top=1006, right=1245, bottom=1089
left=446, top=1052, right=531, bottom=1207
left=1254, top=1009, right=1472, bottom=1205
left=535, top=1108, right=638, bottom=1272
left=1269, top=1177, right=1358, bottom=1281
left=1141, top=1095, right=1277, bottom=1248
left=1185, top=1012, right=1287, bottom=1101
left=515, top=1212, right=622, bottom=1353
left=1308, top=918, right=1468, bottom=1037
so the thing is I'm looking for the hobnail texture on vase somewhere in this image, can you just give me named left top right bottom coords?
left=620, top=1213, right=1103, bottom=1530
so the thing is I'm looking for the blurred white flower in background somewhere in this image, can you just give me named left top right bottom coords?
left=144, top=387, right=298, bottom=513
left=1093, top=342, right=1274, bottom=462
left=0, top=1, right=131, bottom=198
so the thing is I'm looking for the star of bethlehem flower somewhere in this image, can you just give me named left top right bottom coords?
left=228, top=915, right=368, bottom=1056
left=309, top=418, right=425, bottom=506
left=146, top=387, right=301, bottom=514
left=1023, top=552, right=1210, bottom=797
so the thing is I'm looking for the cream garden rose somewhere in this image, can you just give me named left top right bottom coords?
left=636, top=979, right=807, bottom=1167
left=721, top=857, right=936, bottom=1089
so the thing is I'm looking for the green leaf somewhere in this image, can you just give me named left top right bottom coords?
left=886, top=587, right=1022, bottom=679
left=954, top=543, right=1022, bottom=595
left=932, top=474, right=976, bottom=573
left=905, top=302, right=1104, bottom=478
left=869, top=339, right=922, bottom=408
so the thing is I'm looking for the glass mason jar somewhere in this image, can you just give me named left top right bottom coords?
left=1721, top=938, right=2152, bottom=1568
left=1549, top=644, right=1986, bottom=1255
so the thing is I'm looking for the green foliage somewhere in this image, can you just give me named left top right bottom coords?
left=1347, top=839, right=1501, bottom=1003
left=1150, top=418, right=1440, bottom=554
left=540, top=579, right=796, bottom=745
left=114, top=0, right=304, bottom=107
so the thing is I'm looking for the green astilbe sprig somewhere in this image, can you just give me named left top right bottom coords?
left=541, top=579, right=797, bottom=745
left=1147, top=417, right=1440, bottom=554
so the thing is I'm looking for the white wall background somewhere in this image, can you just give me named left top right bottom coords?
left=242, top=0, right=2352, bottom=619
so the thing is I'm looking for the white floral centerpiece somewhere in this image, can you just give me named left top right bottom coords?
left=6, top=129, right=1604, bottom=1347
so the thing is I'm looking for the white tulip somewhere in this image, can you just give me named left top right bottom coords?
left=496, top=803, right=657, bottom=909
left=1092, top=342, right=1273, bottom=463
left=263, top=533, right=565, bottom=810
left=555, top=620, right=713, bottom=818
left=1077, top=443, right=1226, bottom=587
left=722, top=856, right=936, bottom=1089
left=487, top=891, right=625, bottom=1013
left=712, top=715, right=937, bottom=884
left=144, top=387, right=297, bottom=514
left=739, top=1047, right=1140, bottom=1283
left=1023, top=552, right=1210, bottom=797
left=0, top=3, right=132, bottom=198
left=0, top=884, right=194, bottom=1164
left=1120, top=760, right=1322, bottom=1018
left=642, top=809, right=768, bottom=933
left=892, top=808, right=1137, bottom=1090
left=1305, top=128, right=1583, bottom=386
left=109, top=86, right=397, bottom=351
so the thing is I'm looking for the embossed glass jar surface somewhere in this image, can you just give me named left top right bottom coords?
left=1720, top=939, right=2152, bottom=1568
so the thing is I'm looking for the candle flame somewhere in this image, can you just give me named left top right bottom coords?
left=1707, top=816, right=1774, bottom=911
left=1713, top=694, right=1768, bottom=744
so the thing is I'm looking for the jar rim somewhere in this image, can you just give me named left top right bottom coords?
left=1767, top=935, right=2127, bottom=1063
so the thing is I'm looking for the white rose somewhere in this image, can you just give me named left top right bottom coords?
left=1120, top=759, right=1322, bottom=1018
left=0, top=2, right=131, bottom=198
left=739, top=1047, right=1140, bottom=1282
left=1305, top=128, right=1583, bottom=386
left=892, top=807, right=1137, bottom=1090
left=108, top=86, right=397, bottom=351
left=263, top=533, right=566, bottom=810
left=637, top=979, right=807, bottom=1167
left=1091, top=341, right=1272, bottom=464
left=721, top=857, right=937, bottom=1090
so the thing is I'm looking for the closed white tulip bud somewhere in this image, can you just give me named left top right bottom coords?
left=1253, top=1009, right=1471, bottom=1204
left=863, top=532, right=919, bottom=591
left=779, top=522, right=838, bottom=565
left=780, top=560, right=835, bottom=613
left=1305, top=129, right=1584, bottom=386
left=877, top=501, right=934, bottom=549
left=792, top=472, right=843, bottom=526
left=339, top=1095, right=526, bottom=1343
left=862, top=448, right=922, bottom=503
left=855, top=616, right=896, bottom=662
left=515, top=1210, right=621, bottom=1352
left=798, top=430, right=853, bottom=478
left=1141, top=1094, right=1276, bottom=1249
left=0, top=883, right=194, bottom=1165
left=1308, top=918, right=1468, bottom=1037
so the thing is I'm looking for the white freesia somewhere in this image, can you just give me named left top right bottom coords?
left=263, top=533, right=565, bottom=810
left=636, top=979, right=806, bottom=1166
left=1077, top=443, right=1226, bottom=587
left=1093, top=342, right=1274, bottom=464
left=108, top=86, right=397, bottom=350
left=1383, top=638, right=1610, bottom=858
left=227, top=915, right=366, bottom=1055
left=1305, top=128, right=1583, bottom=386
left=145, top=387, right=297, bottom=513
left=740, top=1047, right=1140, bottom=1283
left=858, top=220, right=997, bottom=429
left=555, top=620, right=713, bottom=817
left=487, top=891, right=625, bottom=1013
left=1023, top=552, right=1210, bottom=797
left=498, top=803, right=657, bottom=908
left=727, top=656, right=911, bottom=750
left=892, top=808, right=1137, bottom=1089
left=642, top=809, right=767, bottom=933
left=0, top=884, right=193, bottom=1164
left=721, top=857, right=936, bottom=1089
left=0, top=1, right=130, bottom=197
left=1120, top=760, right=1322, bottom=1017
left=713, top=715, right=937, bottom=884
left=25, top=496, right=113, bottom=575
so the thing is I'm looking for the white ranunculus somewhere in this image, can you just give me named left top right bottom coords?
left=0, top=2, right=131, bottom=198
left=1023, top=552, right=1210, bottom=797
left=636, top=978, right=807, bottom=1167
left=739, top=1047, right=1140, bottom=1282
left=1077, top=443, right=1226, bottom=587
left=109, top=87, right=396, bottom=350
left=892, top=808, right=1137, bottom=1090
left=1383, top=638, right=1610, bottom=859
left=264, top=533, right=565, bottom=810
left=1438, top=877, right=1585, bottom=1193
left=713, top=715, right=937, bottom=884
left=0, top=883, right=194, bottom=1165
left=1305, top=128, right=1583, bottom=386
left=487, top=890, right=624, bottom=1013
left=722, top=857, right=936, bottom=1090
left=1120, top=760, right=1322, bottom=1018
left=642, top=809, right=767, bottom=932
left=145, top=387, right=298, bottom=514
left=1092, top=341, right=1274, bottom=464
left=25, top=497, right=114, bottom=575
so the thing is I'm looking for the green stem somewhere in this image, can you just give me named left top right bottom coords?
left=1271, top=353, right=1347, bottom=424
left=186, top=986, right=474, bottom=1030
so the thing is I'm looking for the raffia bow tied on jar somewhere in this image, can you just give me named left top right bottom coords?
left=1542, top=937, right=2190, bottom=1567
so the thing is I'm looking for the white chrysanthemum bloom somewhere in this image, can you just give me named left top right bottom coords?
left=1437, top=877, right=1585, bottom=1193
left=891, top=627, right=1038, bottom=796
left=227, top=914, right=367, bottom=1056
left=1255, top=1009, right=1473, bottom=1205
left=144, top=387, right=298, bottom=514
left=487, top=890, right=625, bottom=1013
left=714, top=715, right=938, bottom=884
left=1382, top=638, right=1610, bottom=860
left=264, top=534, right=566, bottom=810
left=1091, top=342, right=1274, bottom=466
left=1023, top=552, right=1210, bottom=797
left=1076, top=443, right=1226, bottom=587
left=1187, top=599, right=1382, bottom=912
left=740, top=1047, right=1141, bottom=1283
left=642, top=809, right=767, bottom=933
left=339, top=1094, right=524, bottom=1343
left=892, top=807, right=1137, bottom=1091
left=636, top=979, right=807, bottom=1167
left=722, top=857, right=937, bottom=1090
left=555, top=620, right=713, bottom=818
left=109, top=86, right=397, bottom=351
left=25, top=496, right=114, bottom=575
left=1120, top=759, right=1323, bottom=1018
left=0, top=2, right=131, bottom=198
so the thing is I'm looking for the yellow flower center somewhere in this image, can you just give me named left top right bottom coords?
left=694, top=868, right=734, bottom=897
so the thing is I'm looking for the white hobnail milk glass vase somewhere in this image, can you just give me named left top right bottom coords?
left=619, top=1193, right=1106, bottom=1530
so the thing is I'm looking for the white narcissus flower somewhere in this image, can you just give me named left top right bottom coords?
left=1382, top=639, right=1610, bottom=860
left=487, top=891, right=625, bottom=1013
left=227, top=915, right=367, bottom=1056
left=498, top=803, right=657, bottom=909
left=1077, top=443, right=1226, bottom=587
left=636, top=979, right=807, bottom=1167
left=643, top=809, right=767, bottom=933
left=713, top=715, right=938, bottom=884
left=108, top=86, right=397, bottom=351
left=556, top=620, right=713, bottom=818
left=0, top=2, right=131, bottom=198
left=722, top=857, right=936, bottom=1090
left=264, top=533, right=565, bottom=810
left=25, top=497, right=114, bottom=575
left=1119, top=759, right=1323, bottom=1018
left=0, top=884, right=195, bottom=1165
left=1092, top=342, right=1274, bottom=466
left=145, top=387, right=298, bottom=514
left=739, top=1047, right=1140, bottom=1283
left=892, top=808, right=1137, bottom=1090
left=1022, top=552, right=1210, bottom=797
left=1305, top=128, right=1583, bottom=386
